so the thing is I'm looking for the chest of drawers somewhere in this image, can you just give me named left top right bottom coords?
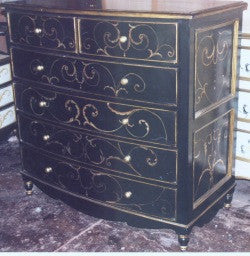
left=1, top=0, right=248, bottom=251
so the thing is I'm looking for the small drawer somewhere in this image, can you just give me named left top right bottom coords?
left=21, top=147, right=177, bottom=221
left=0, top=105, right=16, bottom=129
left=238, top=91, right=250, bottom=120
left=236, top=131, right=250, bottom=160
left=18, top=114, right=177, bottom=184
left=78, top=18, right=177, bottom=63
left=8, top=13, right=76, bottom=52
left=0, top=63, right=11, bottom=85
left=239, top=49, right=250, bottom=79
left=12, top=48, right=177, bottom=107
left=237, top=120, right=250, bottom=132
left=235, top=159, right=250, bottom=179
left=0, top=84, right=14, bottom=108
left=15, top=83, right=177, bottom=147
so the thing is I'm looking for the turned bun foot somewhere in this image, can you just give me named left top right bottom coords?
left=224, top=203, right=231, bottom=209
left=224, top=192, right=233, bottom=210
left=24, top=181, right=33, bottom=195
left=178, top=234, right=189, bottom=251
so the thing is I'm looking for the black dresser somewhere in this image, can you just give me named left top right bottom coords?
left=1, top=0, right=247, bottom=250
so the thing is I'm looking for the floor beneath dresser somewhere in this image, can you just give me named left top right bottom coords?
left=0, top=136, right=250, bottom=252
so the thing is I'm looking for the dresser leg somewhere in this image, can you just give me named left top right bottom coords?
left=178, top=234, right=189, bottom=251
left=24, top=180, right=33, bottom=195
left=224, top=192, right=233, bottom=209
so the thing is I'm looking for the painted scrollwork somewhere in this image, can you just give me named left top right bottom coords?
left=80, top=19, right=176, bottom=62
left=195, top=24, right=233, bottom=112
left=23, top=148, right=176, bottom=220
left=10, top=13, right=75, bottom=51
left=12, top=48, right=177, bottom=106
left=19, top=115, right=176, bottom=183
left=193, top=114, right=230, bottom=201
left=17, top=86, right=175, bottom=146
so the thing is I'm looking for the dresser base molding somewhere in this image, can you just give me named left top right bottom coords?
left=20, top=171, right=235, bottom=250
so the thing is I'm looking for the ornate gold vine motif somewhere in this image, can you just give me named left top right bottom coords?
left=24, top=149, right=175, bottom=219
left=21, top=115, right=176, bottom=183
left=80, top=20, right=176, bottom=62
left=20, top=87, right=171, bottom=145
left=12, top=14, right=75, bottom=50
left=195, top=24, right=233, bottom=111
left=193, top=116, right=229, bottom=201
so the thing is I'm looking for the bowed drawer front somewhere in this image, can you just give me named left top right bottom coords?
left=8, top=13, right=76, bottom=52
left=78, top=18, right=178, bottom=63
left=15, top=84, right=177, bottom=147
left=11, top=48, right=177, bottom=107
left=18, top=114, right=177, bottom=184
left=21, top=147, right=177, bottom=221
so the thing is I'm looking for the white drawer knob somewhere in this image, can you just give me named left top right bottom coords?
left=124, top=191, right=132, bottom=198
left=34, top=28, right=42, bottom=34
left=36, top=65, right=44, bottom=71
left=45, top=167, right=52, bottom=173
left=121, top=118, right=129, bottom=125
left=39, top=101, right=47, bottom=107
left=119, top=36, right=127, bottom=43
left=43, top=135, right=50, bottom=141
left=124, top=155, right=131, bottom=162
left=120, top=78, right=129, bottom=86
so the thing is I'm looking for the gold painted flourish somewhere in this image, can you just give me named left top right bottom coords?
left=195, top=25, right=233, bottom=110
left=16, top=14, right=75, bottom=50
left=194, top=120, right=229, bottom=200
left=81, top=20, right=175, bottom=61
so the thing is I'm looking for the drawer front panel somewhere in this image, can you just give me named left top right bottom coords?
left=18, top=114, right=177, bottom=184
left=0, top=105, right=16, bottom=129
left=79, top=18, right=177, bottom=63
left=15, top=84, right=176, bottom=147
left=238, top=91, right=250, bottom=120
left=22, top=147, right=176, bottom=220
left=236, top=131, right=250, bottom=160
left=235, top=159, right=250, bottom=179
left=0, top=85, right=14, bottom=108
left=240, top=49, right=250, bottom=79
left=8, top=13, right=76, bottom=52
left=0, top=63, right=11, bottom=85
left=12, top=48, right=177, bottom=106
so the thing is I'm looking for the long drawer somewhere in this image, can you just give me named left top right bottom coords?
left=18, top=114, right=177, bottom=184
left=21, top=146, right=177, bottom=221
left=14, top=83, right=177, bottom=147
left=11, top=48, right=177, bottom=107
left=78, top=18, right=178, bottom=63
left=8, top=12, right=76, bottom=52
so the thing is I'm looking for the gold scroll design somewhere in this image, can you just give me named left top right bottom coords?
left=193, top=120, right=229, bottom=200
left=16, top=14, right=75, bottom=50
left=0, top=109, right=15, bottom=128
left=0, top=89, right=12, bottom=105
left=195, top=30, right=232, bottom=107
left=21, top=87, right=168, bottom=144
left=29, top=151, right=174, bottom=217
left=27, top=120, right=165, bottom=180
left=81, top=21, right=175, bottom=61
left=29, top=58, right=146, bottom=97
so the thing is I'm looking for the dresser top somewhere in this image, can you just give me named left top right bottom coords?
left=1, top=0, right=247, bottom=19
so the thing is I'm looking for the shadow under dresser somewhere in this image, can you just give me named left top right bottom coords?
left=1, top=0, right=248, bottom=250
